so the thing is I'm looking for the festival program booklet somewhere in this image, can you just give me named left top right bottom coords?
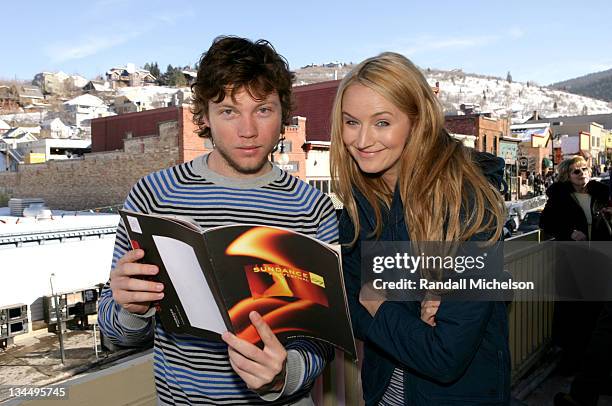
left=119, top=209, right=356, bottom=359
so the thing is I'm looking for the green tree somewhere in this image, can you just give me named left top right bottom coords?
left=159, top=65, right=188, bottom=87
left=143, top=62, right=161, bottom=82
left=150, top=62, right=161, bottom=80
left=171, top=69, right=187, bottom=87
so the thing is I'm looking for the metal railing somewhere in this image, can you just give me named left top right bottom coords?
left=316, top=229, right=556, bottom=403
left=13, top=231, right=555, bottom=405
left=0, top=225, right=117, bottom=247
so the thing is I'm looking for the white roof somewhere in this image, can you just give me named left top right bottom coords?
left=510, top=123, right=550, bottom=130
left=88, top=82, right=111, bottom=91
left=21, top=126, right=41, bottom=134
left=0, top=119, right=10, bottom=130
left=0, top=208, right=118, bottom=233
left=64, top=94, right=106, bottom=107
left=116, top=86, right=178, bottom=102
left=1, top=127, right=38, bottom=141
left=42, top=117, right=68, bottom=128
left=71, top=75, right=89, bottom=87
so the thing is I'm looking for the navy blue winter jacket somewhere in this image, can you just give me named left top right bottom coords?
left=339, top=152, right=511, bottom=405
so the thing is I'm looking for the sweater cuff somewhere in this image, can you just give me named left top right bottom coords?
left=258, top=349, right=304, bottom=402
left=117, top=306, right=155, bottom=331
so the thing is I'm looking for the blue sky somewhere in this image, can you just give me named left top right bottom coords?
left=4, top=0, right=612, bottom=85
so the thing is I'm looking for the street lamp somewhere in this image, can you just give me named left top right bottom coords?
left=278, top=137, right=290, bottom=166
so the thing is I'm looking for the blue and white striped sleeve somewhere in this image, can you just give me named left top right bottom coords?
left=97, top=180, right=155, bottom=347
left=316, top=194, right=340, bottom=245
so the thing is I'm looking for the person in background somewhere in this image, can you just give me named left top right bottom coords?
left=540, top=156, right=612, bottom=406
left=330, top=52, right=510, bottom=406
left=540, top=156, right=611, bottom=242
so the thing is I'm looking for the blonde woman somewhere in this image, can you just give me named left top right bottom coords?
left=330, top=52, right=510, bottom=405
left=541, top=156, right=611, bottom=241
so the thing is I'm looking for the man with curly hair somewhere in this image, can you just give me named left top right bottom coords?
left=98, top=36, right=337, bottom=405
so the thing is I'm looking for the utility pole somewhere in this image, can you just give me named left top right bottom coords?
left=50, top=273, right=65, bottom=365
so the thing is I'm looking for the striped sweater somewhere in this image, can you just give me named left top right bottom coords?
left=98, top=154, right=339, bottom=405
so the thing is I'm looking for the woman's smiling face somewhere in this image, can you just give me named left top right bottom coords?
left=341, top=83, right=412, bottom=189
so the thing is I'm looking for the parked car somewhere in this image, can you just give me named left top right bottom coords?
left=503, top=214, right=520, bottom=239
left=517, top=209, right=542, bottom=233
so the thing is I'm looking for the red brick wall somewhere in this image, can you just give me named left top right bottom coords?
left=91, top=107, right=179, bottom=152
left=280, top=117, right=307, bottom=179
left=476, top=116, right=508, bottom=155
left=179, top=106, right=209, bottom=163
left=292, top=80, right=340, bottom=142
left=445, top=115, right=509, bottom=153
left=445, top=116, right=477, bottom=138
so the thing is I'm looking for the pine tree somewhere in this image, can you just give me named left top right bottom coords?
left=171, top=69, right=187, bottom=87
left=506, top=71, right=512, bottom=83
left=150, top=63, right=160, bottom=80
left=142, top=62, right=161, bottom=82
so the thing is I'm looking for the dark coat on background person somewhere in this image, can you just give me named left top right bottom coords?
left=339, top=153, right=511, bottom=406
left=540, top=180, right=611, bottom=241
left=539, top=180, right=611, bottom=374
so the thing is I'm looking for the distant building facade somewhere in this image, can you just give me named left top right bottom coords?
left=106, top=64, right=157, bottom=89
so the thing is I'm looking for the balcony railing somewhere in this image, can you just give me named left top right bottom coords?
left=9, top=231, right=556, bottom=405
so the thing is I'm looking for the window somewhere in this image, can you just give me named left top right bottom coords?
left=482, top=134, right=487, bottom=152
left=493, top=136, right=498, bottom=155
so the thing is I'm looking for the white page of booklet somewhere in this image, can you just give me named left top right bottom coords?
left=152, top=235, right=226, bottom=334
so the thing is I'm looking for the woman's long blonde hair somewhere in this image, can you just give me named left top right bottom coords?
left=330, top=52, right=505, bottom=244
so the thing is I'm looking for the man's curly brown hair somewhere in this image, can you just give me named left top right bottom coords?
left=191, top=36, right=295, bottom=138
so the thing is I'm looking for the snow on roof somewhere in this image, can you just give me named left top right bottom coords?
left=2, top=127, right=39, bottom=139
left=64, top=94, right=106, bottom=107
left=510, top=123, right=550, bottom=130
left=70, top=75, right=88, bottom=87
left=41, top=117, right=68, bottom=128
left=116, top=86, right=179, bottom=102
left=0, top=111, right=49, bottom=123
left=0, top=209, right=119, bottom=233
left=18, top=86, right=44, bottom=99
left=510, top=125, right=550, bottom=141
left=20, top=126, right=41, bottom=134
left=89, top=82, right=112, bottom=91
left=0, top=119, right=10, bottom=130
left=38, top=71, right=69, bottom=79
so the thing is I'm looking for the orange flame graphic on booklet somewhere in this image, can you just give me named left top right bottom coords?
left=226, top=227, right=294, bottom=267
left=233, top=299, right=315, bottom=343
left=224, top=227, right=331, bottom=344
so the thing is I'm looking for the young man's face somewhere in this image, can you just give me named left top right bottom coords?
left=206, top=87, right=282, bottom=178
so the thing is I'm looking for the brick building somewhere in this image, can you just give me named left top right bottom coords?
left=444, top=114, right=509, bottom=154
left=91, top=106, right=208, bottom=163
left=90, top=105, right=308, bottom=176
